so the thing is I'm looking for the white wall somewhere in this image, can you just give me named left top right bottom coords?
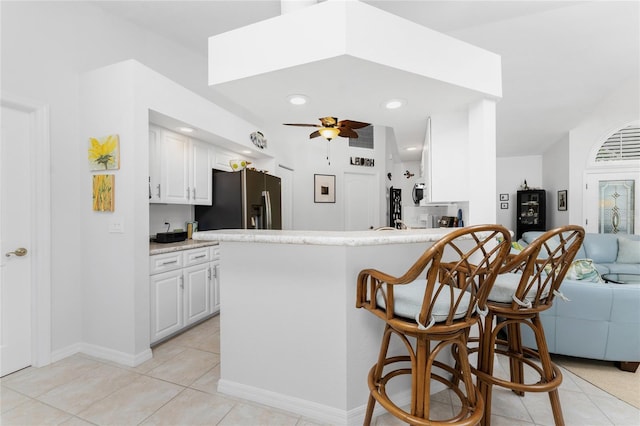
left=495, top=155, right=543, bottom=233
left=542, top=134, right=570, bottom=229
left=291, top=126, right=388, bottom=231
left=569, top=77, right=640, bottom=228
left=1, top=1, right=214, bottom=355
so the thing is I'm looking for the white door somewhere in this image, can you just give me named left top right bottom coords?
left=344, top=172, right=379, bottom=230
left=584, top=171, right=640, bottom=233
left=1, top=104, right=33, bottom=376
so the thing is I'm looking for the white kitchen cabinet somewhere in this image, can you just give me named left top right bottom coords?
left=162, top=130, right=190, bottom=204
left=148, top=125, right=162, bottom=202
left=148, top=125, right=213, bottom=205
left=213, top=150, right=235, bottom=172
left=183, top=263, right=211, bottom=326
left=149, top=245, right=219, bottom=344
left=190, top=140, right=213, bottom=205
left=149, top=268, right=183, bottom=343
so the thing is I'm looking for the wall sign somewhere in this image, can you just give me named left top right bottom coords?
left=350, top=156, right=374, bottom=167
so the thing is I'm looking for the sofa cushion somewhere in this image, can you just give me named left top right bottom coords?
left=617, top=237, right=640, bottom=263
left=603, top=263, right=640, bottom=274
left=565, top=259, right=603, bottom=282
left=582, top=233, right=619, bottom=264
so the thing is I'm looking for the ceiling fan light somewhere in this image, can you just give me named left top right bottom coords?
left=319, top=127, right=340, bottom=141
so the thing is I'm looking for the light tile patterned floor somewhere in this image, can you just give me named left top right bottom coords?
left=1, top=315, right=638, bottom=425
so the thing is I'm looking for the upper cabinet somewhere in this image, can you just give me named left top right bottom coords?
left=149, top=124, right=212, bottom=205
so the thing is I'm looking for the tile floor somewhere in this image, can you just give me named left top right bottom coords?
left=1, top=315, right=638, bottom=425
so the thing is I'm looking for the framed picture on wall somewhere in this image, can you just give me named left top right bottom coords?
left=500, top=202, right=509, bottom=210
left=558, top=190, right=567, bottom=211
left=499, top=193, right=509, bottom=201
left=314, top=174, right=336, bottom=203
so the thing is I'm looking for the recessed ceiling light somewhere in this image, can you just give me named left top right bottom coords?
left=177, top=126, right=194, bottom=133
left=406, top=147, right=418, bottom=151
left=241, top=150, right=252, bottom=154
left=287, top=94, right=308, bottom=105
left=384, top=99, right=406, bottom=110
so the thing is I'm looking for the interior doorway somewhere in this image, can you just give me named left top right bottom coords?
left=0, top=95, right=51, bottom=376
left=344, top=171, right=379, bottom=230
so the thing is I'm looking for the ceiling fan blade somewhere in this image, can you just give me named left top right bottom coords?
left=338, top=127, right=359, bottom=138
left=283, top=123, right=321, bottom=128
left=309, top=130, right=321, bottom=139
left=319, top=117, right=339, bottom=127
left=338, top=120, right=370, bottom=130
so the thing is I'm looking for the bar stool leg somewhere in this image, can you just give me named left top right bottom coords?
left=364, top=325, right=394, bottom=426
left=507, top=322, right=525, bottom=397
left=478, top=313, right=495, bottom=426
left=532, top=316, right=565, bottom=426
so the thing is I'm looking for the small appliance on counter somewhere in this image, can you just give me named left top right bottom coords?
left=154, top=231, right=188, bottom=243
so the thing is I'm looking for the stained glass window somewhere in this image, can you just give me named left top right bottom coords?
left=599, top=180, right=635, bottom=234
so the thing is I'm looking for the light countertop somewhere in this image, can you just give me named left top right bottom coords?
left=149, top=239, right=218, bottom=255
left=192, top=228, right=466, bottom=247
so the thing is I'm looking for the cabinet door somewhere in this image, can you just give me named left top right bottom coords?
left=150, top=269, right=183, bottom=343
left=183, top=263, right=211, bottom=326
left=213, top=150, right=234, bottom=172
left=149, top=125, right=163, bottom=203
left=162, top=131, right=190, bottom=204
left=191, top=140, right=213, bottom=205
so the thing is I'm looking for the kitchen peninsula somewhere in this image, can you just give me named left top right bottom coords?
left=192, top=228, right=479, bottom=425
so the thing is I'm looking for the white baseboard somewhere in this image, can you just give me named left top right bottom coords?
left=50, top=343, right=152, bottom=367
left=217, top=379, right=428, bottom=425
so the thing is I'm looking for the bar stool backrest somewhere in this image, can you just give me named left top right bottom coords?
left=357, top=224, right=512, bottom=334
left=501, top=225, right=585, bottom=311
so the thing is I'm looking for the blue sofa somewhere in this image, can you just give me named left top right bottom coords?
left=517, top=232, right=640, bottom=369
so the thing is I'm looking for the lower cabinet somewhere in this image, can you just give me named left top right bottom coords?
left=150, top=245, right=220, bottom=344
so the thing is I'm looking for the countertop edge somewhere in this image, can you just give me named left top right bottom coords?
left=192, top=229, right=472, bottom=247
left=149, top=240, right=218, bottom=255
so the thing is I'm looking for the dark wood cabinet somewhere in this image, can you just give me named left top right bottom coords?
left=516, top=189, right=546, bottom=239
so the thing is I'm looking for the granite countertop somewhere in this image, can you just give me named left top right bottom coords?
left=149, top=239, right=218, bottom=255
left=192, top=228, right=469, bottom=247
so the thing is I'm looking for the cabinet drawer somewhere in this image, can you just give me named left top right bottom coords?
left=183, top=247, right=211, bottom=266
left=149, top=252, right=183, bottom=275
left=210, top=245, right=220, bottom=260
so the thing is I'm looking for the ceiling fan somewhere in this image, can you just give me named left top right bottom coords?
left=284, top=117, right=370, bottom=141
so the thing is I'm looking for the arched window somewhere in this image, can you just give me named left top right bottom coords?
left=595, top=124, right=640, bottom=162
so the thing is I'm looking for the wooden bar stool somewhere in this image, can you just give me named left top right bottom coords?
left=356, top=225, right=511, bottom=426
left=474, top=225, right=585, bottom=426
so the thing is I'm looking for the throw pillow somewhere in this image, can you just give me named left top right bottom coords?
left=566, top=259, right=603, bottom=283
left=617, top=238, right=640, bottom=264
left=511, top=241, right=524, bottom=254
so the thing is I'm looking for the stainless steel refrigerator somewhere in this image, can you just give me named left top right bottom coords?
left=194, top=169, right=282, bottom=230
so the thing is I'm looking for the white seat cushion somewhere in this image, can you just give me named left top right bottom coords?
left=488, top=272, right=550, bottom=304
left=376, top=280, right=472, bottom=324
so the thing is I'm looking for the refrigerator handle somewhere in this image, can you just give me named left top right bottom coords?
left=262, top=190, right=272, bottom=229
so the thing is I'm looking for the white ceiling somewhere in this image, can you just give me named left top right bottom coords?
left=93, top=0, right=639, bottom=160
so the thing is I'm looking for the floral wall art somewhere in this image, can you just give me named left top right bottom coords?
left=92, top=174, right=115, bottom=212
left=88, top=134, right=120, bottom=170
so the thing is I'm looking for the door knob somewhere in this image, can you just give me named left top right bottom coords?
left=5, top=248, right=27, bottom=257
